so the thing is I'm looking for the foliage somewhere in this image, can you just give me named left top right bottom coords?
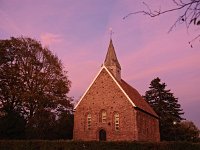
left=0, top=141, right=200, bottom=150
left=25, top=109, right=56, bottom=139
left=25, top=110, right=74, bottom=140
left=124, top=0, right=200, bottom=46
left=53, top=112, right=74, bottom=139
left=0, top=112, right=26, bottom=139
left=0, top=37, right=73, bottom=139
left=175, top=120, right=200, bottom=142
left=144, top=77, right=184, bottom=141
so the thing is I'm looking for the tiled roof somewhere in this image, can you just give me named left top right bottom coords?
left=119, top=79, right=158, bottom=118
left=105, top=67, right=157, bottom=117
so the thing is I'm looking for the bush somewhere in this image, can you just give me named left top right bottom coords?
left=0, top=140, right=199, bottom=150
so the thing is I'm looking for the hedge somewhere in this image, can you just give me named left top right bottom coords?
left=0, top=140, right=199, bottom=150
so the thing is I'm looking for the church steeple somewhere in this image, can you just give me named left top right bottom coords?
left=104, top=39, right=121, bottom=81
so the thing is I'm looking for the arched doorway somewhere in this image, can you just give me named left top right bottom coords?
left=99, top=129, right=106, bottom=141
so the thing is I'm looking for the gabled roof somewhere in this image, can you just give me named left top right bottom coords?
left=119, top=79, right=158, bottom=117
left=74, top=65, right=158, bottom=118
left=106, top=67, right=158, bottom=117
left=104, top=39, right=121, bottom=69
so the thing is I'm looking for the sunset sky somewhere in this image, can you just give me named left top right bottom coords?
left=1, top=0, right=200, bottom=128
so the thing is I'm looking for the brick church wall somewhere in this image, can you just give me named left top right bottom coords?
left=74, top=68, right=138, bottom=141
left=136, top=110, right=160, bottom=142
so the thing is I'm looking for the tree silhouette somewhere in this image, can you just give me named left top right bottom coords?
left=175, top=120, right=200, bottom=142
left=144, top=77, right=184, bottom=141
left=0, top=37, right=73, bottom=139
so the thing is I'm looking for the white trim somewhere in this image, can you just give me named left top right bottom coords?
left=103, top=66, right=136, bottom=107
left=74, top=65, right=136, bottom=110
left=74, top=67, right=104, bottom=110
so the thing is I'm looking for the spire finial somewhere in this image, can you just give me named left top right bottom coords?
left=109, top=27, right=114, bottom=39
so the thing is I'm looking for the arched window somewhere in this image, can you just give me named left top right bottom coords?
left=100, top=110, right=106, bottom=123
left=114, top=112, right=119, bottom=131
left=87, top=113, right=91, bottom=130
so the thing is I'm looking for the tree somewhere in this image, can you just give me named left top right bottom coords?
left=0, top=37, right=73, bottom=139
left=123, top=0, right=200, bottom=46
left=25, top=109, right=57, bottom=139
left=53, top=111, right=74, bottom=139
left=175, top=120, right=200, bottom=142
left=144, top=77, right=184, bottom=141
left=0, top=111, right=26, bottom=139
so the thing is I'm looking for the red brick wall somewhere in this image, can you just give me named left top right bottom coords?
left=136, top=110, right=160, bottom=142
left=74, top=68, right=137, bottom=141
left=74, top=68, right=160, bottom=141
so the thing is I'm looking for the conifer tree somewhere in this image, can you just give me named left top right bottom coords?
left=144, top=77, right=184, bottom=141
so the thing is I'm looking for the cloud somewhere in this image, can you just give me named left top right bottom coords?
left=40, top=32, right=63, bottom=46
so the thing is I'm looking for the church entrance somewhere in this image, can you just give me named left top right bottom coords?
left=99, top=129, right=106, bottom=141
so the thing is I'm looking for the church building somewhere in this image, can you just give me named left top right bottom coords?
left=73, top=39, right=160, bottom=141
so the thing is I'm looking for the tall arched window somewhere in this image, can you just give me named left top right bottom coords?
left=87, top=113, right=91, bottom=130
left=101, top=110, right=106, bottom=123
left=114, top=112, right=119, bottom=131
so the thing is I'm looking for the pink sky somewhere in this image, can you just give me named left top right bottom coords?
left=0, top=0, right=200, bottom=128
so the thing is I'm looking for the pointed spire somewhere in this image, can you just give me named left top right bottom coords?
left=104, top=39, right=121, bottom=81
left=104, top=39, right=121, bottom=69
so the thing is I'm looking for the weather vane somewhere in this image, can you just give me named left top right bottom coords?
left=109, top=27, right=114, bottom=39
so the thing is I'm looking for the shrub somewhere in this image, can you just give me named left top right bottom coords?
left=0, top=140, right=199, bottom=150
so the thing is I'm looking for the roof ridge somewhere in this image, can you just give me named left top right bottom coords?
left=119, top=79, right=158, bottom=118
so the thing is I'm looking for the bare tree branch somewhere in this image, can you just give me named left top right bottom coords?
left=123, top=0, right=200, bottom=47
left=123, top=1, right=198, bottom=19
